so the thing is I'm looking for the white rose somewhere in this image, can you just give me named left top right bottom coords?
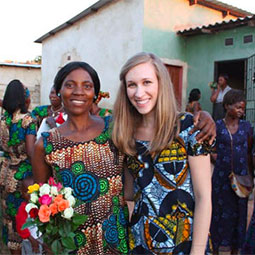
left=62, top=187, right=73, bottom=198
left=62, top=207, right=74, bottom=219
left=25, top=203, right=38, bottom=213
left=50, top=186, right=58, bottom=196
left=39, top=184, right=50, bottom=196
left=30, top=193, right=39, bottom=203
left=66, top=195, right=76, bottom=207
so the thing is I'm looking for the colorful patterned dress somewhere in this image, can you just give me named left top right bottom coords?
left=0, top=110, right=36, bottom=250
left=127, top=113, right=212, bottom=255
left=31, top=105, right=51, bottom=129
left=41, top=116, right=128, bottom=255
left=210, top=119, right=252, bottom=253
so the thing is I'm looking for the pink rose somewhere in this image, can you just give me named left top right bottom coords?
left=39, top=194, right=52, bottom=205
left=56, top=183, right=62, bottom=191
left=48, top=177, right=56, bottom=186
left=38, top=205, right=51, bottom=223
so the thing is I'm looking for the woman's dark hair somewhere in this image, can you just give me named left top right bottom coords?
left=2, top=79, right=27, bottom=114
left=223, top=89, right=246, bottom=109
left=54, top=61, right=100, bottom=99
left=218, top=73, right=229, bottom=82
left=188, top=88, right=201, bottom=103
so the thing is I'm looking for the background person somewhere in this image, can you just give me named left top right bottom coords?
left=0, top=79, right=36, bottom=255
left=210, top=89, right=253, bottom=254
left=90, top=91, right=112, bottom=117
left=31, top=86, right=64, bottom=130
left=210, top=73, right=232, bottom=121
left=112, top=52, right=212, bottom=255
left=186, top=88, right=202, bottom=114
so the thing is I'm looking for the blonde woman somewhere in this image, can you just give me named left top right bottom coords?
left=112, top=52, right=212, bottom=255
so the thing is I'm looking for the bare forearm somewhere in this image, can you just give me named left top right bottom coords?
left=210, top=89, right=219, bottom=103
left=190, top=197, right=212, bottom=255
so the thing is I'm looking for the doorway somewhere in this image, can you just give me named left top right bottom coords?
left=165, top=64, right=183, bottom=109
left=214, top=59, right=246, bottom=91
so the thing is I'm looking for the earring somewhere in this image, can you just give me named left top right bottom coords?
left=94, top=96, right=97, bottom=100
left=57, top=93, right=61, bottom=97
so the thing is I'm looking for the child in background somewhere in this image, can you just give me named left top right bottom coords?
left=16, top=176, right=43, bottom=255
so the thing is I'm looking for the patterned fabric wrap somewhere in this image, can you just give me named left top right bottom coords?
left=0, top=110, right=36, bottom=250
left=42, top=116, right=128, bottom=255
left=127, top=113, right=212, bottom=255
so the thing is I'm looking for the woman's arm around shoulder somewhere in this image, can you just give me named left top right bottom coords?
left=32, top=136, right=52, bottom=183
left=189, top=154, right=212, bottom=255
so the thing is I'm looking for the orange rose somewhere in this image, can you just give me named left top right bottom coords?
left=54, top=194, right=63, bottom=204
left=38, top=205, right=51, bottom=222
left=58, top=199, right=69, bottom=212
left=49, top=203, right=58, bottom=216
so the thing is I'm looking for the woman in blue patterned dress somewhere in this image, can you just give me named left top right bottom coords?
left=112, top=52, right=212, bottom=255
left=32, top=62, right=129, bottom=254
left=0, top=80, right=36, bottom=254
left=210, top=89, right=253, bottom=254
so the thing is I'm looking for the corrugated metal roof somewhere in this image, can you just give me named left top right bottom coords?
left=0, top=62, right=41, bottom=68
left=177, top=15, right=255, bottom=36
left=35, top=0, right=113, bottom=43
left=198, top=0, right=253, bottom=17
left=35, top=0, right=252, bottom=43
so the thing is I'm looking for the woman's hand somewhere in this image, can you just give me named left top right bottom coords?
left=46, top=116, right=57, bottom=129
left=190, top=111, right=216, bottom=145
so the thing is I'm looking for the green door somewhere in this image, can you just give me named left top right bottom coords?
left=246, top=53, right=255, bottom=129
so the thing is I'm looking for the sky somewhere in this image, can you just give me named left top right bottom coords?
left=0, top=0, right=254, bottom=62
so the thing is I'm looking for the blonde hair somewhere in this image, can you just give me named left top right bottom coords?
left=112, top=52, right=180, bottom=156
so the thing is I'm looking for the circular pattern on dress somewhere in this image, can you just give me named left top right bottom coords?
left=73, top=172, right=99, bottom=202
left=113, top=205, right=120, bottom=215
left=112, top=196, right=119, bottom=206
left=99, top=178, right=109, bottom=195
left=117, top=225, right=126, bottom=239
left=104, top=225, right=119, bottom=244
left=60, top=170, right=73, bottom=188
left=75, top=230, right=87, bottom=248
left=118, top=239, right=128, bottom=254
left=118, top=209, right=127, bottom=226
left=71, top=161, right=85, bottom=175
left=45, top=143, right=53, bottom=154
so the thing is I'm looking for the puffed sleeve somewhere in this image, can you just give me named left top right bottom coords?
left=179, top=113, right=213, bottom=156
left=22, top=113, right=37, bottom=136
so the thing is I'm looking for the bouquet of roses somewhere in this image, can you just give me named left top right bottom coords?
left=22, top=177, right=87, bottom=255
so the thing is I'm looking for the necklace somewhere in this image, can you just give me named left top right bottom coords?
left=50, top=105, right=63, bottom=117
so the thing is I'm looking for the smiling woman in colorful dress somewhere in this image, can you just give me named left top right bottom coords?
left=32, top=62, right=129, bottom=254
left=112, top=52, right=213, bottom=255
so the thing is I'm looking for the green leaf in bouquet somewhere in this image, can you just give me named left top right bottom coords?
left=52, top=226, right=58, bottom=235
left=46, top=224, right=53, bottom=234
left=21, top=218, right=36, bottom=230
left=67, top=232, right=76, bottom=238
left=58, top=226, right=66, bottom=237
left=59, top=221, right=71, bottom=237
left=72, top=213, right=88, bottom=225
left=62, top=236, right=77, bottom=250
left=51, top=239, right=62, bottom=255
